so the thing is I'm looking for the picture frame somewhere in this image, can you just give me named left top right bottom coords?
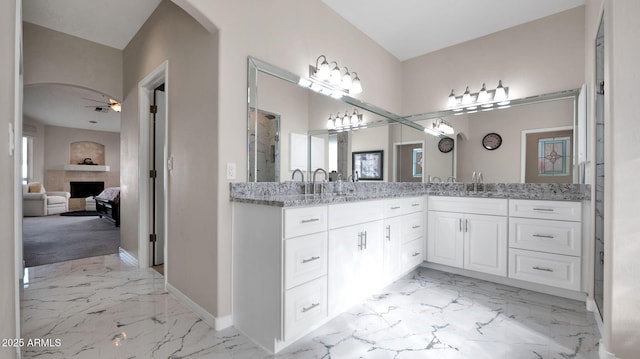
left=412, top=148, right=423, bottom=178
left=352, top=150, right=384, bottom=180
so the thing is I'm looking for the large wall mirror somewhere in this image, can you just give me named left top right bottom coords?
left=248, top=56, right=585, bottom=184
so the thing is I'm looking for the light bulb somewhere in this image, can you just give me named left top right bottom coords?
left=462, top=86, right=472, bottom=105
left=477, top=83, right=488, bottom=103
left=350, top=73, right=362, bottom=94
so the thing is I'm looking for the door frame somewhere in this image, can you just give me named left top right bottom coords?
left=138, top=61, right=169, bottom=284
left=519, top=126, right=573, bottom=183
left=392, top=140, right=424, bottom=182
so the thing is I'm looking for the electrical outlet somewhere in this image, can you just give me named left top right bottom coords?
left=227, top=163, right=236, bottom=180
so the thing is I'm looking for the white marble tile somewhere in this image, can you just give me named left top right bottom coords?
left=22, top=255, right=600, bottom=358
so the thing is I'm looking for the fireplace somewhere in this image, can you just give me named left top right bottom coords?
left=70, top=181, right=105, bottom=198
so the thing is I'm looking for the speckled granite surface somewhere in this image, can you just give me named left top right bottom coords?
left=230, top=182, right=590, bottom=207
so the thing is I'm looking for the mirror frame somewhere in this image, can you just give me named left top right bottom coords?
left=248, top=56, right=583, bottom=184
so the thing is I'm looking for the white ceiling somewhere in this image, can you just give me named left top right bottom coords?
left=322, top=0, right=586, bottom=61
left=22, top=0, right=161, bottom=50
left=24, top=85, right=121, bottom=133
left=22, top=0, right=585, bottom=132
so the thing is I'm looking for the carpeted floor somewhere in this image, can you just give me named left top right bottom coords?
left=23, top=215, right=120, bottom=267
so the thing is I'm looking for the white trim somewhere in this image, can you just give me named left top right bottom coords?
left=14, top=1, right=23, bottom=356
left=599, top=339, right=618, bottom=359
left=392, top=140, right=424, bottom=182
left=167, top=283, right=233, bottom=331
left=119, top=247, right=139, bottom=267
left=137, top=61, right=168, bottom=280
left=519, top=125, right=573, bottom=183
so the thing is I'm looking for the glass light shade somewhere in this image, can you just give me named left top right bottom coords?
left=327, top=115, right=335, bottom=129
left=477, top=83, right=489, bottom=103
left=447, top=89, right=458, bottom=107
left=461, top=86, right=472, bottom=105
left=316, top=58, right=330, bottom=80
left=330, top=63, right=342, bottom=85
left=341, top=68, right=352, bottom=89
left=351, top=111, right=358, bottom=125
left=350, top=73, right=362, bottom=94
left=494, top=80, right=507, bottom=101
left=298, top=78, right=312, bottom=87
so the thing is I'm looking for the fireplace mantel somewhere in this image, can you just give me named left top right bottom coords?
left=64, top=164, right=110, bottom=172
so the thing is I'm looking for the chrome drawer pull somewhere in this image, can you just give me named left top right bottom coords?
left=411, top=203, right=420, bottom=207
left=300, top=218, right=320, bottom=224
left=532, top=266, right=554, bottom=272
left=390, top=206, right=401, bottom=210
left=301, top=256, right=320, bottom=264
left=412, top=252, right=421, bottom=257
left=533, top=208, right=554, bottom=212
left=302, top=302, right=320, bottom=313
left=412, top=225, right=421, bottom=229
left=533, top=234, right=555, bottom=239
left=386, top=225, right=391, bottom=241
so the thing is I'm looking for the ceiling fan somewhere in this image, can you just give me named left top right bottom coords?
left=83, top=97, right=122, bottom=113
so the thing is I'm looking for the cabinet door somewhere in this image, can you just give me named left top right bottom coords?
left=427, top=211, right=463, bottom=268
left=383, top=217, right=403, bottom=281
left=463, top=214, right=507, bottom=277
left=328, top=220, right=383, bottom=317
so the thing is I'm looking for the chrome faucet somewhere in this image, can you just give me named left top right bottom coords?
left=291, top=168, right=304, bottom=182
left=447, top=176, right=456, bottom=183
left=312, top=168, right=328, bottom=195
left=471, top=171, right=483, bottom=192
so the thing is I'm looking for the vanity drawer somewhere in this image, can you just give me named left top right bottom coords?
left=428, top=196, right=508, bottom=216
left=384, top=196, right=424, bottom=217
left=509, top=200, right=581, bottom=221
left=508, top=248, right=581, bottom=291
left=284, top=205, right=327, bottom=239
left=401, top=238, right=424, bottom=271
left=284, top=276, right=327, bottom=340
left=284, top=232, right=327, bottom=290
left=402, top=211, right=424, bottom=243
left=329, top=200, right=384, bottom=229
left=509, top=218, right=581, bottom=256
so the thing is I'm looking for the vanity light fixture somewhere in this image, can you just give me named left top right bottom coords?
left=306, top=55, right=363, bottom=97
left=424, top=118, right=455, bottom=137
left=446, top=81, right=510, bottom=113
left=326, top=109, right=363, bottom=132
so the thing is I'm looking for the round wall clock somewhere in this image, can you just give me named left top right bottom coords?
left=438, top=137, right=454, bottom=153
left=482, top=133, right=502, bottom=150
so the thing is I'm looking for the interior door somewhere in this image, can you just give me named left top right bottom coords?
left=152, top=84, right=166, bottom=267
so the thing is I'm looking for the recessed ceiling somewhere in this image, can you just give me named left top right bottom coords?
left=24, top=85, right=121, bottom=133
left=322, top=0, right=585, bottom=61
left=22, top=0, right=161, bottom=50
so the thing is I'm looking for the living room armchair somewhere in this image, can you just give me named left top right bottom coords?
left=23, top=182, right=70, bottom=216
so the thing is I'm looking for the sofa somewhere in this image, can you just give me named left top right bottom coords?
left=23, top=182, right=70, bottom=216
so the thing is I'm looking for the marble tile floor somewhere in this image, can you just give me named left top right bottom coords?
left=21, top=254, right=600, bottom=358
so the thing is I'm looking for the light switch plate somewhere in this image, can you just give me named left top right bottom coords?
left=227, top=163, right=236, bottom=180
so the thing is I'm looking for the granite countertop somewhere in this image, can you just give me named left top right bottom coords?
left=230, top=182, right=591, bottom=207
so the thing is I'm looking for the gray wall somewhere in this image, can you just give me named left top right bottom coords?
left=122, top=0, right=219, bottom=316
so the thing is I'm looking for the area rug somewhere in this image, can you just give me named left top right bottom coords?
left=23, top=215, right=120, bottom=267
left=60, top=210, right=100, bottom=217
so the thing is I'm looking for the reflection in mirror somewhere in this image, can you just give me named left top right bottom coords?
left=248, top=109, right=280, bottom=182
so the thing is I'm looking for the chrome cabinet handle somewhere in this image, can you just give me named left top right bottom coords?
left=390, top=206, right=401, bottom=210
left=363, top=230, right=368, bottom=250
left=412, top=225, right=420, bottom=229
left=533, top=266, right=554, bottom=272
left=465, top=219, right=469, bottom=232
left=533, top=208, right=554, bottom=212
left=386, top=225, right=391, bottom=241
left=301, top=218, right=320, bottom=224
left=411, top=203, right=420, bottom=207
left=302, top=302, right=320, bottom=313
left=302, top=256, right=320, bottom=264
left=357, top=232, right=363, bottom=250
left=412, top=252, right=421, bottom=257
left=533, top=234, right=555, bottom=239
left=459, top=218, right=462, bottom=232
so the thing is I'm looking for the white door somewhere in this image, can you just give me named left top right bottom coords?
left=463, top=214, right=507, bottom=276
left=152, top=85, right=166, bottom=266
left=427, top=211, right=463, bottom=268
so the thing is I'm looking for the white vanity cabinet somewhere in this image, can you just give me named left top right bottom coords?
left=233, top=203, right=328, bottom=353
left=508, top=199, right=582, bottom=291
left=427, top=196, right=508, bottom=277
left=328, top=200, right=384, bottom=317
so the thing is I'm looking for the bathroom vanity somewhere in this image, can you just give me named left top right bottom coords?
left=231, top=182, right=589, bottom=354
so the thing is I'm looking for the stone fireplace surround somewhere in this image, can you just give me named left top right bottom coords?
left=44, top=141, right=120, bottom=211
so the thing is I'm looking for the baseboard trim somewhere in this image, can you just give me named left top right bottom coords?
left=599, top=339, right=619, bottom=359
left=118, top=247, right=138, bottom=266
left=166, top=283, right=233, bottom=331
